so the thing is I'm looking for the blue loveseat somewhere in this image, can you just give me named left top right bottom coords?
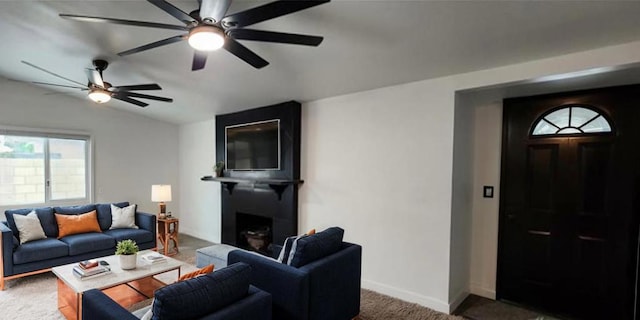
left=228, top=227, right=362, bottom=320
left=82, top=262, right=272, bottom=320
left=0, top=202, right=156, bottom=289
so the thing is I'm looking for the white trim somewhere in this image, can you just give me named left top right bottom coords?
left=362, top=279, right=450, bottom=314
left=470, top=283, right=496, bottom=300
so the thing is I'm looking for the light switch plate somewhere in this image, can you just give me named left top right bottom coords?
left=483, top=186, right=494, bottom=198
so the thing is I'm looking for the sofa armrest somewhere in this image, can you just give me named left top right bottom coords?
left=299, top=242, right=362, bottom=320
left=135, top=211, right=156, bottom=242
left=82, top=289, right=138, bottom=320
left=0, top=222, right=14, bottom=276
left=204, top=286, right=272, bottom=320
left=228, top=249, right=310, bottom=320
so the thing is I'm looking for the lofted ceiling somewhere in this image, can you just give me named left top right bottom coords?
left=1, top=1, right=640, bottom=124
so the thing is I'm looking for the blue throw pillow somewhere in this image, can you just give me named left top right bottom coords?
left=289, top=227, right=344, bottom=268
left=53, top=204, right=97, bottom=215
left=95, top=202, right=130, bottom=230
left=152, top=262, right=251, bottom=319
left=5, top=207, right=56, bottom=240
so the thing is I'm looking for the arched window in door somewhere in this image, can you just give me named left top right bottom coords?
left=531, top=105, right=613, bottom=136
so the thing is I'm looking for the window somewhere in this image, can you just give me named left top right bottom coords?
left=0, top=130, right=91, bottom=206
left=531, top=105, right=613, bottom=136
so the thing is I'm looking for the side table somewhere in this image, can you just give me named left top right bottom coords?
left=157, top=217, right=179, bottom=256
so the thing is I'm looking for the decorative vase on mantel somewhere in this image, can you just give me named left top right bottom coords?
left=119, top=254, right=137, bottom=270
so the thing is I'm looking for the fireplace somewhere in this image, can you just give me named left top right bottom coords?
left=236, top=212, right=273, bottom=254
left=215, top=101, right=301, bottom=256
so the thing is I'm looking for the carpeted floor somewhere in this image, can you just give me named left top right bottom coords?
left=357, top=289, right=465, bottom=320
left=0, top=235, right=463, bottom=320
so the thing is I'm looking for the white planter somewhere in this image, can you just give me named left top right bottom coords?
left=119, top=254, right=137, bottom=270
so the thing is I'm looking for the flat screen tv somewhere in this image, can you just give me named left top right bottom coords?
left=225, top=119, right=280, bottom=170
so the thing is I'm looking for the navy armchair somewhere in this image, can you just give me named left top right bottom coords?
left=228, top=227, right=362, bottom=320
left=82, top=262, right=272, bottom=320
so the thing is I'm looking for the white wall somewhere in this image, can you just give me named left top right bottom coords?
left=178, top=119, right=220, bottom=243
left=301, top=79, right=457, bottom=312
left=448, top=93, right=474, bottom=311
left=468, top=98, right=502, bottom=299
left=0, top=79, right=179, bottom=215
left=173, top=40, right=640, bottom=313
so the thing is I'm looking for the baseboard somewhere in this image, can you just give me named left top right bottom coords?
left=469, top=283, right=496, bottom=300
left=448, top=289, right=469, bottom=313
left=362, top=279, right=450, bottom=314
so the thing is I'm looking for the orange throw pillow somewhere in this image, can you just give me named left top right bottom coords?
left=56, top=210, right=102, bottom=238
left=306, top=228, right=316, bottom=236
left=178, top=264, right=214, bottom=281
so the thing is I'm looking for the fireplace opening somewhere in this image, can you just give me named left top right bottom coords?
left=236, top=212, right=273, bottom=256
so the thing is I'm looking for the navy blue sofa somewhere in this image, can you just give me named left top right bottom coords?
left=83, top=262, right=272, bottom=320
left=228, top=227, right=362, bottom=320
left=0, top=202, right=156, bottom=289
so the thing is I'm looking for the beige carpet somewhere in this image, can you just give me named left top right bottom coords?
left=357, top=289, right=465, bottom=320
left=0, top=236, right=459, bottom=320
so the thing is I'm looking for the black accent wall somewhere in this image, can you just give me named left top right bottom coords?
left=215, top=101, right=301, bottom=251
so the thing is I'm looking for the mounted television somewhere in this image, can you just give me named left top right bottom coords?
left=225, top=119, right=280, bottom=170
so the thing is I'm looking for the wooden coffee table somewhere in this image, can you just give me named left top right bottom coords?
left=52, top=250, right=182, bottom=320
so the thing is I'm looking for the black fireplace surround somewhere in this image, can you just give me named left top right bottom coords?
left=214, top=101, right=301, bottom=254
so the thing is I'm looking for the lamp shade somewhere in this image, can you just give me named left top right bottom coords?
left=152, top=185, right=172, bottom=202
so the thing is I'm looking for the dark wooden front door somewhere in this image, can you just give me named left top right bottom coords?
left=497, top=85, right=640, bottom=320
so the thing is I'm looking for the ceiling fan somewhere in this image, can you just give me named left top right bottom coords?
left=59, top=0, right=330, bottom=71
left=21, top=59, right=173, bottom=107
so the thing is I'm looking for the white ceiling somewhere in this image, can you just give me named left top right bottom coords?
left=1, top=0, right=640, bottom=124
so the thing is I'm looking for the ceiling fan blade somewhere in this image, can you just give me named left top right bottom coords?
left=223, top=38, right=269, bottom=69
left=192, top=51, right=208, bottom=71
left=228, top=29, right=323, bottom=46
left=200, top=0, right=232, bottom=23
left=85, top=69, right=104, bottom=87
left=21, top=61, right=86, bottom=87
left=118, top=35, right=187, bottom=56
left=110, top=84, right=162, bottom=92
left=113, top=93, right=149, bottom=107
left=120, top=92, right=173, bottom=102
left=222, top=0, right=330, bottom=28
left=147, top=0, right=197, bottom=24
left=31, top=81, right=87, bottom=90
left=59, top=14, right=189, bottom=31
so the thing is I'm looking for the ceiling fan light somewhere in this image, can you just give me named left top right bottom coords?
left=88, top=88, right=111, bottom=104
left=188, top=26, right=225, bottom=51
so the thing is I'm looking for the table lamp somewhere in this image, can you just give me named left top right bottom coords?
left=151, top=184, right=172, bottom=217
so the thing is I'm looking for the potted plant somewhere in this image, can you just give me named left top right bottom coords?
left=213, top=161, right=225, bottom=177
left=115, top=239, right=139, bottom=270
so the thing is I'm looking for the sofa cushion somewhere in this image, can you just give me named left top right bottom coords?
left=56, top=211, right=102, bottom=238
left=153, top=262, right=251, bottom=319
left=110, top=204, right=138, bottom=230
left=13, top=212, right=47, bottom=244
left=5, top=207, right=57, bottom=239
left=59, top=232, right=115, bottom=256
left=54, top=204, right=97, bottom=215
left=103, top=228, right=153, bottom=244
left=289, top=227, right=345, bottom=268
left=95, top=202, right=130, bottom=230
left=13, top=238, right=69, bottom=264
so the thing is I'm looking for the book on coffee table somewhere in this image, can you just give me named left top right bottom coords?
left=73, top=264, right=110, bottom=279
left=141, top=252, right=167, bottom=264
